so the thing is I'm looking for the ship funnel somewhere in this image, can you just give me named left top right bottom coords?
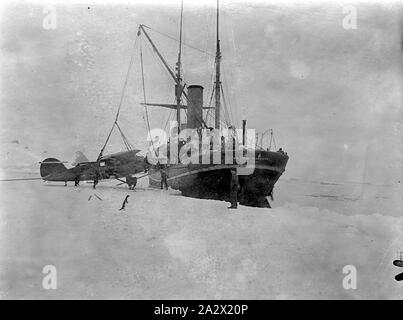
left=187, top=85, right=203, bottom=129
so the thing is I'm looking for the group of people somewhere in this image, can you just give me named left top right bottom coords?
left=69, top=170, right=99, bottom=189
left=277, top=148, right=287, bottom=155
left=68, top=163, right=240, bottom=210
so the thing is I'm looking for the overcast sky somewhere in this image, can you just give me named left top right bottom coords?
left=0, top=0, right=402, bottom=184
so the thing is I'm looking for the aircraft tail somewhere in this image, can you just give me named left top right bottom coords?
left=71, top=151, right=90, bottom=166
left=40, top=158, right=68, bottom=179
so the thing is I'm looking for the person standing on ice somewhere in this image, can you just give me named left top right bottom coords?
left=228, top=168, right=239, bottom=209
left=93, top=170, right=99, bottom=189
left=160, top=164, right=168, bottom=190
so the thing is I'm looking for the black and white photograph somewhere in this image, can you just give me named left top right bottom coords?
left=0, top=0, right=402, bottom=302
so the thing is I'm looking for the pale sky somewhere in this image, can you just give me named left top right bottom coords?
left=0, top=0, right=402, bottom=184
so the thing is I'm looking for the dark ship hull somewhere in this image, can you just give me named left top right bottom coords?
left=141, top=5, right=289, bottom=206
left=148, top=149, right=288, bottom=207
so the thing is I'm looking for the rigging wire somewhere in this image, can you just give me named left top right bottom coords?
left=140, top=31, right=196, bottom=128
left=220, top=83, right=232, bottom=126
left=268, top=131, right=273, bottom=150
left=141, top=35, right=171, bottom=136
left=203, top=56, right=217, bottom=127
left=142, top=24, right=214, bottom=57
left=139, top=26, right=209, bottom=130
left=115, top=122, right=134, bottom=151
left=140, top=37, right=155, bottom=152
left=163, top=102, right=175, bottom=132
left=221, top=62, right=237, bottom=125
left=264, top=129, right=276, bottom=151
left=142, top=35, right=176, bottom=85
left=205, top=85, right=215, bottom=126
left=97, top=35, right=138, bottom=161
left=272, top=131, right=277, bottom=150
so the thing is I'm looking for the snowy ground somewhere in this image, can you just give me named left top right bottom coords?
left=0, top=174, right=403, bottom=299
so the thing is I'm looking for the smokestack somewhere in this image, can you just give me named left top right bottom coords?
left=242, top=120, right=246, bottom=146
left=187, top=85, right=203, bottom=129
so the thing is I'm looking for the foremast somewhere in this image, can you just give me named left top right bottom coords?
left=175, top=0, right=184, bottom=133
left=214, top=0, right=221, bottom=130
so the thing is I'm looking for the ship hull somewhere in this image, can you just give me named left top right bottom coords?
left=148, top=150, right=288, bottom=207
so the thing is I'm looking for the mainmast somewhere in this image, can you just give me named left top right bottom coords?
left=175, top=0, right=184, bottom=133
left=214, top=0, right=221, bottom=129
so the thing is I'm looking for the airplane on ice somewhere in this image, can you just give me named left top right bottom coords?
left=40, top=150, right=147, bottom=189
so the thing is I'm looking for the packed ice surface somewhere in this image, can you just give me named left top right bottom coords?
left=1, top=1, right=402, bottom=300
left=0, top=173, right=402, bottom=299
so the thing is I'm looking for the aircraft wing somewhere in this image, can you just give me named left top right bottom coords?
left=99, top=149, right=141, bottom=163
left=98, top=150, right=145, bottom=178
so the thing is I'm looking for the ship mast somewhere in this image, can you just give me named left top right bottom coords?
left=175, top=0, right=184, bottom=133
left=138, top=24, right=209, bottom=129
left=214, top=0, right=221, bottom=129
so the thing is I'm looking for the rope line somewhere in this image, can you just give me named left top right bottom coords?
left=142, top=24, right=214, bottom=57
left=97, top=35, right=139, bottom=160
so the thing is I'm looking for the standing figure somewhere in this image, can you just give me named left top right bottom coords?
left=228, top=168, right=239, bottom=209
left=74, top=175, right=80, bottom=187
left=93, top=170, right=99, bottom=189
left=160, top=164, right=168, bottom=190
left=269, top=188, right=274, bottom=201
left=126, top=176, right=137, bottom=190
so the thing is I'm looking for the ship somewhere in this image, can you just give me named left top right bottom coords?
left=137, top=0, right=289, bottom=208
